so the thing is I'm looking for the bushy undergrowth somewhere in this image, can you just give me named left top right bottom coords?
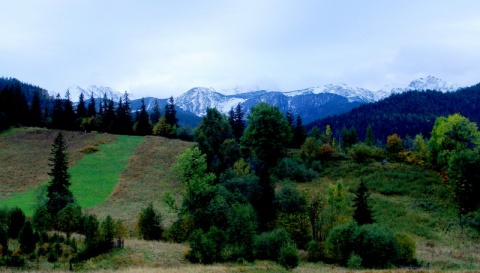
left=324, top=221, right=417, bottom=269
left=273, top=157, right=318, bottom=182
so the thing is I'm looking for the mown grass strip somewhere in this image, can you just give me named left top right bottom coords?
left=0, top=135, right=143, bottom=216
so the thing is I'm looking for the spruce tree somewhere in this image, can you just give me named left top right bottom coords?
left=46, top=132, right=74, bottom=215
left=87, top=92, right=97, bottom=117
left=77, top=93, right=87, bottom=119
left=352, top=181, right=373, bottom=225
left=19, top=221, right=37, bottom=254
left=63, top=91, right=76, bottom=130
left=365, top=124, right=374, bottom=146
left=51, top=93, right=65, bottom=129
left=165, top=96, right=178, bottom=128
left=294, top=115, right=307, bottom=148
left=233, top=103, right=245, bottom=140
left=150, top=99, right=161, bottom=124
left=30, top=90, right=42, bottom=127
left=134, top=98, right=151, bottom=136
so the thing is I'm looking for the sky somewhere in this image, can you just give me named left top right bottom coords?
left=1, top=1, right=480, bottom=98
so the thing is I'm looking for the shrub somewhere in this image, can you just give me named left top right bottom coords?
left=278, top=242, right=300, bottom=270
left=225, top=203, right=257, bottom=261
left=354, top=224, right=399, bottom=268
left=273, top=157, right=317, bottom=182
left=349, top=143, right=383, bottom=164
left=324, top=221, right=358, bottom=265
left=185, top=229, right=216, bottom=264
left=347, top=253, right=363, bottom=269
left=253, top=229, right=292, bottom=261
left=306, top=240, right=324, bottom=262
left=79, top=145, right=99, bottom=154
left=137, top=203, right=164, bottom=241
left=19, top=221, right=37, bottom=254
left=165, top=214, right=195, bottom=243
left=394, top=233, right=417, bottom=265
left=8, top=207, right=26, bottom=239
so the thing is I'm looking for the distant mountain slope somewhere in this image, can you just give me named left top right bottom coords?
left=175, top=76, right=460, bottom=124
left=306, top=83, right=480, bottom=144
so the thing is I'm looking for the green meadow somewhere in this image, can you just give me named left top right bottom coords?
left=0, top=134, right=143, bottom=216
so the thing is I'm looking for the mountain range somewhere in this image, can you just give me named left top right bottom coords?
left=67, top=76, right=461, bottom=126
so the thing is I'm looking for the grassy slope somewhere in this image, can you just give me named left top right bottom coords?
left=1, top=128, right=479, bottom=272
left=86, top=135, right=193, bottom=230
left=0, top=128, right=140, bottom=216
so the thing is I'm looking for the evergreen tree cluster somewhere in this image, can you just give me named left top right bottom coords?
left=307, top=84, right=480, bottom=144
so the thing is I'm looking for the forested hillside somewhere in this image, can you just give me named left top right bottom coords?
left=307, top=84, right=480, bottom=144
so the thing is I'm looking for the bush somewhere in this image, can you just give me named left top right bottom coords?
left=79, top=145, right=99, bottom=154
left=19, top=221, right=37, bottom=254
left=165, top=214, right=195, bottom=243
left=278, top=242, right=300, bottom=270
left=325, top=221, right=358, bottom=265
left=8, top=207, right=25, bottom=239
left=394, top=233, right=417, bottom=265
left=225, top=203, right=257, bottom=261
left=185, top=229, right=217, bottom=264
left=137, top=203, right=164, bottom=241
left=253, top=229, right=292, bottom=261
left=347, top=253, right=363, bottom=269
left=349, top=143, right=383, bottom=164
left=306, top=240, right=325, bottom=262
left=273, top=157, right=317, bottom=182
left=354, top=224, right=399, bottom=268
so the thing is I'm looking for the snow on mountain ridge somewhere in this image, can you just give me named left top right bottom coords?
left=67, top=85, right=124, bottom=102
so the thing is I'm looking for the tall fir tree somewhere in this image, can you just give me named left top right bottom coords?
left=134, top=98, right=151, bottom=136
left=77, top=93, right=87, bottom=119
left=46, top=132, right=74, bottom=215
left=165, top=96, right=178, bottom=128
left=150, top=99, right=161, bottom=124
left=63, top=91, right=76, bottom=130
left=51, top=93, right=65, bottom=129
left=87, top=92, right=97, bottom=117
left=293, top=115, right=307, bottom=148
left=30, top=90, right=42, bottom=127
left=233, top=103, right=245, bottom=140
left=365, top=124, right=374, bottom=146
left=352, top=180, right=374, bottom=225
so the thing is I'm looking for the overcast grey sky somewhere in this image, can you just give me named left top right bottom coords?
left=1, top=1, right=480, bottom=98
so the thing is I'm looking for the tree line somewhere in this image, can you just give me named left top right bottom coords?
left=307, top=83, right=480, bottom=145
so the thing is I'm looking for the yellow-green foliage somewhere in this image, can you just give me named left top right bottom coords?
left=80, top=144, right=99, bottom=154
left=395, top=233, right=417, bottom=265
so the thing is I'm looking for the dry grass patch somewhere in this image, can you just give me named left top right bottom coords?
left=0, top=127, right=116, bottom=199
left=86, top=136, right=193, bottom=230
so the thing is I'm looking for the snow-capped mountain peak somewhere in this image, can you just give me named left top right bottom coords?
left=406, top=75, right=458, bottom=92
left=67, top=85, right=124, bottom=102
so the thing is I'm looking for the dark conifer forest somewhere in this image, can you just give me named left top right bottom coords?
left=307, top=84, right=480, bottom=144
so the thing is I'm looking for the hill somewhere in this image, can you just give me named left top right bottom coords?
left=306, top=83, right=480, bottom=144
left=0, top=128, right=479, bottom=272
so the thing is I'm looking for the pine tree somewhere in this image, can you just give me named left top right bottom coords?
left=46, top=132, right=74, bottom=215
left=63, top=91, right=76, bottom=130
left=134, top=98, right=151, bottom=136
left=77, top=93, right=87, bottom=119
left=294, top=115, right=307, bottom=148
left=19, top=221, right=37, bottom=254
left=165, top=96, right=178, bottom=128
left=352, top=181, right=373, bottom=225
left=87, top=92, right=97, bottom=117
left=51, top=93, right=65, bottom=129
left=30, top=91, right=42, bottom=127
left=8, top=207, right=25, bottom=239
left=150, top=99, right=161, bottom=124
left=365, top=124, right=374, bottom=146
left=233, top=103, right=245, bottom=140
